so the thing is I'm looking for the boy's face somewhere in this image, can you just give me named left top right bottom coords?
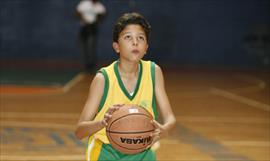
left=113, top=24, right=148, bottom=62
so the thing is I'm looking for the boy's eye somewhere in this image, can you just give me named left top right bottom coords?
left=138, top=36, right=145, bottom=41
left=124, top=35, right=131, bottom=40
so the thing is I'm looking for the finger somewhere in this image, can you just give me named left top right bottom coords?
left=101, top=120, right=108, bottom=126
left=153, top=130, right=161, bottom=136
left=150, top=132, right=159, bottom=142
left=146, top=134, right=153, bottom=149
left=108, top=105, right=121, bottom=113
left=107, top=108, right=116, bottom=114
left=151, top=120, right=162, bottom=129
left=146, top=140, right=154, bottom=149
left=104, top=113, right=112, bottom=119
left=114, top=104, right=124, bottom=107
left=146, top=135, right=160, bottom=149
left=113, top=105, right=121, bottom=111
left=151, top=141, right=161, bottom=151
left=106, top=108, right=113, bottom=114
left=113, top=104, right=124, bottom=111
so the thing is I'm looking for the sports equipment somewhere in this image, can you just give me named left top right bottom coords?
left=106, top=104, right=155, bottom=154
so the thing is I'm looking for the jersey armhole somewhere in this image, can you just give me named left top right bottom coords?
left=151, top=62, right=158, bottom=120
left=97, top=69, right=109, bottom=112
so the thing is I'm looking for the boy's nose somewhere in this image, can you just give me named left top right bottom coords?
left=132, top=38, right=138, bottom=46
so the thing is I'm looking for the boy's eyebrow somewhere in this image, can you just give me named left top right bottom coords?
left=121, top=31, right=146, bottom=36
left=121, top=31, right=131, bottom=35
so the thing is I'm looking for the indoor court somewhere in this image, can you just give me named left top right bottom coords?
left=1, top=0, right=269, bottom=161
left=1, top=68, right=269, bottom=161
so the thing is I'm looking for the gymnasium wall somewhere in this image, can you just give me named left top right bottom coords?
left=0, top=0, right=269, bottom=68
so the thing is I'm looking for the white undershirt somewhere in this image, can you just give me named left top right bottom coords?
left=129, top=91, right=134, bottom=96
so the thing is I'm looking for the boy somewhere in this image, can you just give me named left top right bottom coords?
left=75, top=12, right=176, bottom=161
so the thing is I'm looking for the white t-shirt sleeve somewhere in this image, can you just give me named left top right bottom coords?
left=95, top=2, right=106, bottom=14
left=76, top=1, right=87, bottom=13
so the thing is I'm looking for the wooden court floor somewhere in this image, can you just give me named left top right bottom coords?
left=1, top=68, right=269, bottom=161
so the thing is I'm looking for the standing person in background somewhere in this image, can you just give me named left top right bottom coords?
left=76, top=0, right=106, bottom=72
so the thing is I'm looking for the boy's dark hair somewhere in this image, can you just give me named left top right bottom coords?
left=112, top=12, right=151, bottom=43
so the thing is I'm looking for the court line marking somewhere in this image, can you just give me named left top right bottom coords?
left=2, top=121, right=267, bottom=155
left=1, top=73, right=268, bottom=160
left=177, top=124, right=254, bottom=161
left=0, top=155, right=84, bottom=161
left=0, top=121, right=75, bottom=130
left=232, top=74, right=266, bottom=93
left=1, top=112, right=79, bottom=119
left=176, top=116, right=269, bottom=124
left=168, top=73, right=267, bottom=99
left=62, top=73, right=84, bottom=92
left=160, top=139, right=270, bottom=147
left=2, top=112, right=269, bottom=124
left=210, top=88, right=270, bottom=112
left=0, top=155, right=259, bottom=161
left=0, top=72, right=84, bottom=96
left=222, top=141, right=270, bottom=147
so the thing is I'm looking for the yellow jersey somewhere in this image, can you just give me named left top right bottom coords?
left=92, top=60, right=158, bottom=144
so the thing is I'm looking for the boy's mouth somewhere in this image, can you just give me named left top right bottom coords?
left=131, top=49, right=140, bottom=54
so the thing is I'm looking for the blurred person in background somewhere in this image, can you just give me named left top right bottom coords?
left=76, top=0, right=106, bottom=72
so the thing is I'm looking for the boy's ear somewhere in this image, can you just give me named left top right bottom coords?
left=143, top=43, right=149, bottom=55
left=112, top=42, right=120, bottom=53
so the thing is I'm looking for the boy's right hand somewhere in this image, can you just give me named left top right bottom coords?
left=101, top=104, right=124, bottom=126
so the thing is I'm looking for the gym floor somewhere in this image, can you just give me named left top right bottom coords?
left=0, top=68, right=269, bottom=161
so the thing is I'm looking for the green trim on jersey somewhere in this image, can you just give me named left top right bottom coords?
left=98, top=69, right=109, bottom=112
left=114, top=60, right=143, bottom=100
left=151, top=62, right=158, bottom=120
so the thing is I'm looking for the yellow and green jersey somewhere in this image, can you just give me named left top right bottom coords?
left=92, top=59, right=158, bottom=144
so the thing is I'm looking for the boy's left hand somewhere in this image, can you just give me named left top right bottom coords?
left=147, top=120, right=168, bottom=149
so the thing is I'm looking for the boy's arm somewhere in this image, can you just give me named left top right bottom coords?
left=75, top=73, right=105, bottom=139
left=154, top=64, right=176, bottom=138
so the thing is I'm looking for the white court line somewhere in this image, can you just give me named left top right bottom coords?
left=1, top=121, right=75, bottom=130
left=210, top=88, right=270, bottom=112
left=0, top=72, right=84, bottom=96
left=222, top=141, right=270, bottom=147
left=0, top=155, right=84, bottom=161
left=2, top=141, right=268, bottom=161
left=1, top=121, right=82, bottom=161
left=176, top=116, right=269, bottom=124
left=233, top=74, right=266, bottom=88
left=1, top=112, right=79, bottom=119
left=62, top=73, right=85, bottom=92
left=160, top=139, right=270, bottom=147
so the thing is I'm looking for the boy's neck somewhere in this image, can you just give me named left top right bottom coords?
left=118, top=61, right=140, bottom=77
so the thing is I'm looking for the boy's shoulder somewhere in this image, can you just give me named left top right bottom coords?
left=141, top=59, right=156, bottom=65
left=97, top=61, right=117, bottom=76
left=141, top=60, right=159, bottom=70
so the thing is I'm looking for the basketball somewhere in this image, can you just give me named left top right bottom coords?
left=106, top=104, right=155, bottom=154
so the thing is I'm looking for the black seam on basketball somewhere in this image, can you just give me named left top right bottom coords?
left=106, top=129, right=155, bottom=134
left=107, top=113, right=152, bottom=132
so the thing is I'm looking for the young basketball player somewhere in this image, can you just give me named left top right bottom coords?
left=75, top=12, right=176, bottom=161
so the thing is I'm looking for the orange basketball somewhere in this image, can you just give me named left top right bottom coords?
left=106, top=104, right=155, bottom=154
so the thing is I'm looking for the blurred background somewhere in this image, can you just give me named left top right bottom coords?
left=1, top=0, right=269, bottom=69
